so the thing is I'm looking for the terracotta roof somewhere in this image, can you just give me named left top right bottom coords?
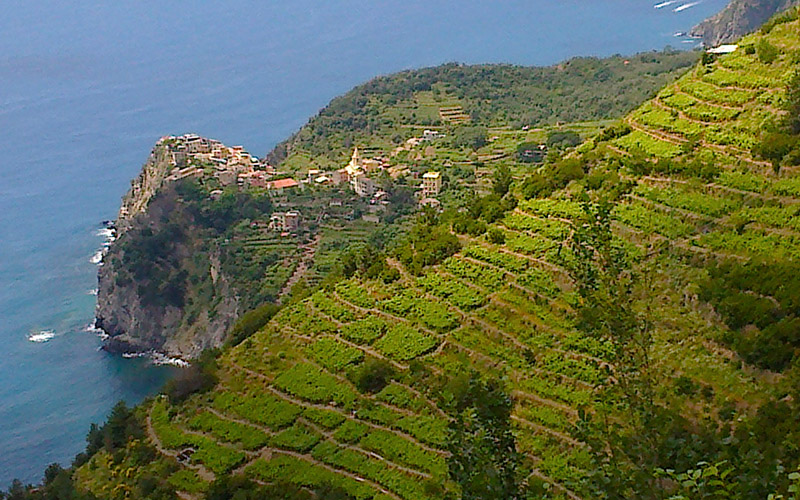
left=268, top=178, right=299, bottom=189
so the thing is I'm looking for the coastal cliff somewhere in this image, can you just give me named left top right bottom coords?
left=95, top=192, right=241, bottom=358
left=690, top=0, right=800, bottom=45
left=94, top=132, right=386, bottom=359
left=95, top=136, right=256, bottom=359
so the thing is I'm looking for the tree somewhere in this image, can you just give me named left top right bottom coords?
left=487, top=228, right=505, bottom=244
left=753, top=131, right=798, bottom=174
left=757, top=39, right=780, bottom=64
left=567, top=201, right=663, bottom=499
left=493, top=165, right=513, bottom=196
left=227, top=302, right=280, bottom=346
left=445, top=372, right=521, bottom=500
left=547, top=130, right=582, bottom=149
left=206, top=475, right=307, bottom=500
left=521, top=172, right=554, bottom=199
left=351, top=359, right=396, bottom=393
left=453, top=126, right=488, bottom=150
left=163, top=350, right=219, bottom=403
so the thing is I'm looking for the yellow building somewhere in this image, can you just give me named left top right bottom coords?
left=421, top=171, right=441, bottom=198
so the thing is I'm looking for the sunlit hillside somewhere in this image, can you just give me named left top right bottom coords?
left=70, top=9, right=800, bottom=500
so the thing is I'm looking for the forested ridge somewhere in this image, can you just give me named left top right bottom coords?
left=267, top=50, right=698, bottom=167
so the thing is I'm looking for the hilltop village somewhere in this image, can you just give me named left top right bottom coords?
left=158, top=133, right=443, bottom=228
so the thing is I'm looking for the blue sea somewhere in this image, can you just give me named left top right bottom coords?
left=0, top=0, right=727, bottom=486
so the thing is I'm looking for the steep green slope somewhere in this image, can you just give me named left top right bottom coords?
left=119, top=11, right=800, bottom=500
left=10, top=8, right=800, bottom=500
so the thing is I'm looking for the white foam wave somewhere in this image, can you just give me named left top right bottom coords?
left=90, top=250, right=103, bottom=265
left=28, top=330, right=56, bottom=343
left=87, top=288, right=98, bottom=296
left=85, top=320, right=106, bottom=338
left=150, top=352, right=190, bottom=367
left=674, top=1, right=701, bottom=12
left=90, top=223, right=116, bottom=265
left=654, top=0, right=678, bottom=8
left=119, top=350, right=189, bottom=367
left=122, top=352, right=148, bottom=359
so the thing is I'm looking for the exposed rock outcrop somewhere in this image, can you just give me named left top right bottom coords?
left=690, top=0, right=800, bottom=46
left=95, top=139, right=240, bottom=359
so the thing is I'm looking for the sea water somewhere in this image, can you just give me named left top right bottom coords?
left=0, top=0, right=727, bottom=486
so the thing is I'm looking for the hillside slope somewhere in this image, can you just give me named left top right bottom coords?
left=266, top=51, right=698, bottom=169
left=64, top=9, right=800, bottom=500
left=95, top=51, right=698, bottom=360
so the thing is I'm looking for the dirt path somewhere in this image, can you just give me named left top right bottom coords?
left=511, top=415, right=583, bottom=447
left=669, top=86, right=748, bottom=111
left=626, top=118, right=771, bottom=169
left=386, top=257, right=601, bottom=389
left=527, top=468, right=584, bottom=500
left=456, top=234, right=569, bottom=277
left=625, top=194, right=715, bottom=222
left=208, top=406, right=434, bottom=481
left=277, top=234, right=321, bottom=304
left=252, top=446, right=403, bottom=500
left=652, top=97, right=738, bottom=126
left=145, top=406, right=216, bottom=483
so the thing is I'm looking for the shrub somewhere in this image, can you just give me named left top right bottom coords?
left=521, top=172, right=554, bottom=199
left=547, top=130, right=581, bottom=148
left=452, top=213, right=487, bottom=236
left=163, top=350, right=219, bottom=403
left=756, top=39, right=780, bottom=64
left=206, top=475, right=307, bottom=500
left=487, top=228, right=506, bottom=244
left=452, top=126, right=488, bottom=150
left=674, top=376, right=699, bottom=396
left=753, top=132, right=799, bottom=172
left=227, top=302, right=280, bottom=346
left=350, top=359, right=396, bottom=394
left=597, top=123, right=632, bottom=142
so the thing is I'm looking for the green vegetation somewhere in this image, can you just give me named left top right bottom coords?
left=374, top=325, right=439, bottom=361
left=13, top=7, right=800, bottom=500
left=268, top=51, right=698, bottom=167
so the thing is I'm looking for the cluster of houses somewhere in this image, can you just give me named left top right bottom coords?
left=162, top=134, right=300, bottom=193
left=308, top=147, right=385, bottom=198
left=309, top=146, right=442, bottom=206
left=268, top=210, right=301, bottom=233
left=158, top=134, right=444, bottom=234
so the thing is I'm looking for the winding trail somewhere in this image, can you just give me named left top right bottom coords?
left=277, top=234, right=321, bottom=304
left=145, top=406, right=215, bottom=482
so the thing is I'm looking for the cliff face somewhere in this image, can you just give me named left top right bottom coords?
left=116, top=140, right=175, bottom=230
left=691, top=0, right=800, bottom=46
left=96, top=240, right=239, bottom=358
left=96, top=140, right=241, bottom=359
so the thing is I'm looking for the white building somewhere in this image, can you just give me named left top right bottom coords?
left=707, top=44, right=738, bottom=54
left=351, top=171, right=376, bottom=197
left=422, top=129, right=441, bottom=142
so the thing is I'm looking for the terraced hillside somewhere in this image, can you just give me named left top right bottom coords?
left=614, top=21, right=797, bottom=166
left=267, top=51, right=699, bottom=168
left=137, top=254, right=604, bottom=499
left=64, top=10, right=800, bottom=500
